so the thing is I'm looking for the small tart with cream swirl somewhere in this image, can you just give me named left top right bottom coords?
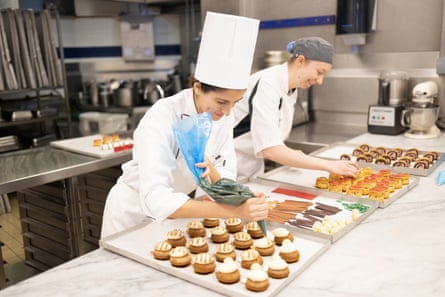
left=210, top=225, right=229, bottom=243
left=279, top=239, right=300, bottom=263
left=254, top=237, right=275, bottom=256
left=272, top=227, right=294, bottom=245
left=245, top=263, right=270, bottom=292
left=267, top=255, right=289, bottom=279
left=215, top=258, right=240, bottom=284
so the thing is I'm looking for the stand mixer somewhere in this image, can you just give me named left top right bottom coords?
left=402, top=81, right=441, bottom=139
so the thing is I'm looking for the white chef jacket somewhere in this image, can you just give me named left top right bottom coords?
left=233, top=63, right=298, bottom=180
left=101, top=88, right=237, bottom=238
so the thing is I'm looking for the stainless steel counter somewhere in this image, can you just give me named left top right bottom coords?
left=0, top=146, right=131, bottom=195
left=285, top=121, right=367, bottom=153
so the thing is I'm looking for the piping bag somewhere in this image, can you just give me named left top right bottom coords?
left=173, top=112, right=267, bottom=236
left=438, top=170, right=445, bottom=186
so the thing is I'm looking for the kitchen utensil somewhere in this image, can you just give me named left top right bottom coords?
left=143, top=81, right=164, bottom=105
left=402, top=105, right=440, bottom=138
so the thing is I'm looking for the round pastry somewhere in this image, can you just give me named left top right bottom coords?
left=346, top=184, right=363, bottom=197
left=233, top=231, right=253, bottom=250
left=386, top=150, right=398, bottom=160
left=152, top=240, right=172, bottom=260
left=422, top=152, right=436, bottom=163
left=340, top=153, right=351, bottom=160
left=245, top=221, right=265, bottom=239
left=167, top=229, right=186, bottom=247
left=399, top=156, right=412, bottom=165
left=315, top=176, right=329, bottom=189
left=358, top=167, right=373, bottom=177
left=111, top=134, right=120, bottom=142
left=241, top=249, right=263, bottom=269
left=215, top=257, right=240, bottom=284
left=187, top=237, right=208, bottom=254
left=169, top=246, right=191, bottom=267
left=375, top=146, right=386, bottom=155
left=364, top=152, right=374, bottom=162
left=102, top=135, right=111, bottom=144
left=214, top=242, right=236, bottom=262
left=356, top=154, right=369, bottom=163
left=374, top=157, right=387, bottom=165
left=404, top=151, right=418, bottom=159
left=254, top=237, right=275, bottom=256
left=393, top=160, right=408, bottom=167
left=394, top=147, right=403, bottom=157
left=424, top=151, right=439, bottom=161
left=406, top=148, right=419, bottom=157
left=202, top=217, right=219, bottom=228
left=93, top=138, right=103, bottom=147
left=272, top=227, right=294, bottom=245
left=210, top=225, right=230, bottom=243
left=380, top=154, right=392, bottom=165
left=187, top=220, right=206, bottom=238
left=368, top=149, right=380, bottom=159
left=358, top=143, right=370, bottom=152
left=279, top=239, right=300, bottom=263
left=245, top=263, right=270, bottom=292
left=413, top=159, right=429, bottom=169
left=267, top=255, right=289, bottom=279
left=224, top=217, right=244, bottom=233
left=352, top=148, right=364, bottom=157
left=192, top=252, right=216, bottom=274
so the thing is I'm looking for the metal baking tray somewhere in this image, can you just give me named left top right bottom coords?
left=257, top=166, right=419, bottom=209
left=246, top=179, right=379, bottom=243
left=101, top=219, right=330, bottom=297
left=310, top=142, right=444, bottom=177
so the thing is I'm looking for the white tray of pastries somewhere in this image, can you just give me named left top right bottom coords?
left=245, top=179, right=379, bottom=242
left=257, top=166, right=418, bottom=209
left=310, top=142, right=443, bottom=177
left=100, top=218, right=330, bottom=297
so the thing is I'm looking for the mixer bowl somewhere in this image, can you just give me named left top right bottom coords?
left=401, top=105, right=440, bottom=132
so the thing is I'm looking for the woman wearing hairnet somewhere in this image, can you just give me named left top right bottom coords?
left=101, top=12, right=268, bottom=238
left=233, top=37, right=359, bottom=180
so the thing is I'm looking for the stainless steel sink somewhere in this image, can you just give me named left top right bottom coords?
left=284, top=140, right=328, bottom=154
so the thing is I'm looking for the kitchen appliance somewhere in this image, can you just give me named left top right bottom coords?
left=401, top=81, right=441, bottom=139
left=367, top=71, right=410, bottom=135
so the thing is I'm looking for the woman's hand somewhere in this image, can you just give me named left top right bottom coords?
left=196, top=156, right=221, bottom=183
left=328, top=160, right=359, bottom=178
left=234, top=193, right=269, bottom=222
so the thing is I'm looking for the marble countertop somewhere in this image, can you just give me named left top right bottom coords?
left=1, top=132, right=445, bottom=297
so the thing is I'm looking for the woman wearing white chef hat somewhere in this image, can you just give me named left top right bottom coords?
left=233, top=37, right=359, bottom=180
left=101, top=12, right=268, bottom=238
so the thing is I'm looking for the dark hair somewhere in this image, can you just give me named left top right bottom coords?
left=193, top=80, right=228, bottom=93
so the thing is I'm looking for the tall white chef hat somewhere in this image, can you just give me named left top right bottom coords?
left=194, top=12, right=259, bottom=90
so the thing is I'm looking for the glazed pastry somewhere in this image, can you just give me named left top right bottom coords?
left=245, top=263, right=270, bottom=292
left=102, top=135, right=111, bottom=144
left=364, top=152, right=374, bottom=162
left=187, top=220, right=206, bottom=238
left=169, top=246, right=191, bottom=267
left=356, top=154, right=369, bottom=163
left=406, top=148, right=419, bottom=158
left=374, top=157, right=387, bottom=165
left=267, top=255, right=289, bottom=279
left=279, top=239, right=300, bottom=263
left=152, top=241, right=172, bottom=260
left=210, top=225, right=229, bottom=243
left=202, top=217, right=219, bottom=228
left=192, top=252, right=216, bottom=274
left=187, top=237, right=208, bottom=254
left=380, top=154, right=392, bottom=165
left=111, top=134, right=120, bottom=142
left=422, top=152, right=436, bottom=163
left=215, top=257, right=240, bottom=284
left=246, top=221, right=265, bottom=239
left=224, top=217, right=244, bottom=233
left=233, top=231, right=253, bottom=250
left=394, top=147, right=403, bottom=157
left=240, top=249, right=263, bottom=269
left=315, top=177, right=329, bottom=189
left=404, top=151, right=418, bottom=159
left=272, top=227, right=294, bottom=245
left=393, top=173, right=410, bottom=185
left=424, top=151, right=439, bottom=161
left=167, top=229, right=186, bottom=247
left=93, top=138, right=103, bottom=147
left=254, top=237, right=275, bottom=256
left=214, top=242, right=236, bottom=262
